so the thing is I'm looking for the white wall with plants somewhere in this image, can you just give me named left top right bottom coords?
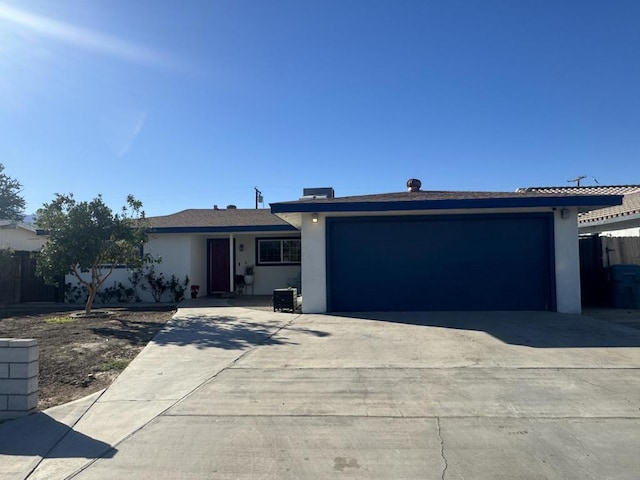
left=64, top=264, right=190, bottom=305
left=64, top=231, right=302, bottom=303
left=64, top=233, right=192, bottom=305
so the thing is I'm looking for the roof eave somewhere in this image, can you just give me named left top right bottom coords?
left=272, top=212, right=302, bottom=229
left=578, top=211, right=640, bottom=229
left=148, top=225, right=298, bottom=234
left=0, top=221, right=41, bottom=234
left=271, top=195, right=623, bottom=214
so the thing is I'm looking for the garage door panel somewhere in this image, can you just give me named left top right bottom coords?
left=327, top=214, right=554, bottom=312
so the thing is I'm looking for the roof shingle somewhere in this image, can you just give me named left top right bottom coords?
left=276, top=189, right=623, bottom=204
left=271, top=189, right=622, bottom=215
left=578, top=191, right=640, bottom=224
left=148, top=209, right=291, bottom=229
left=517, top=185, right=640, bottom=196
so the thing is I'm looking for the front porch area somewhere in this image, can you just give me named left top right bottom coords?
left=181, top=294, right=302, bottom=313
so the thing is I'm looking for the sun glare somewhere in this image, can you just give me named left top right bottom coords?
left=0, top=2, right=169, bottom=68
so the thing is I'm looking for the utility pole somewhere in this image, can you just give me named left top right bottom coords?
left=254, top=187, right=263, bottom=209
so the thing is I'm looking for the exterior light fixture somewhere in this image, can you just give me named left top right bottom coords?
left=560, top=208, right=570, bottom=219
left=239, top=244, right=244, bottom=252
left=311, top=213, right=319, bottom=223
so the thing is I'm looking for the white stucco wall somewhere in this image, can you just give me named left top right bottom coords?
left=146, top=234, right=192, bottom=280
left=190, top=236, right=208, bottom=291
left=301, top=213, right=327, bottom=313
left=298, top=207, right=583, bottom=314
left=65, top=234, right=195, bottom=303
left=0, top=226, right=46, bottom=251
left=65, top=268, right=131, bottom=285
left=235, top=234, right=255, bottom=277
left=64, top=268, right=146, bottom=302
left=553, top=208, right=581, bottom=314
left=252, top=265, right=301, bottom=295
left=235, top=234, right=301, bottom=295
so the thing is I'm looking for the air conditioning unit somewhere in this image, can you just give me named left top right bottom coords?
left=301, top=187, right=335, bottom=199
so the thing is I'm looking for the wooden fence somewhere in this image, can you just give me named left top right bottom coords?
left=0, top=251, right=62, bottom=304
left=601, top=236, right=640, bottom=267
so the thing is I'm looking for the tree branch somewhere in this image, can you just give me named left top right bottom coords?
left=72, top=264, right=90, bottom=288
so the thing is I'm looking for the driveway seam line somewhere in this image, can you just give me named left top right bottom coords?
left=24, top=389, right=107, bottom=480
left=224, top=366, right=640, bottom=370
left=158, top=414, right=640, bottom=420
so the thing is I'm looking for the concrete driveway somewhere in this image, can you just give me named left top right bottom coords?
left=1, top=306, right=639, bottom=479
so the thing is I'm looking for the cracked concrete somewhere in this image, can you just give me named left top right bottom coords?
left=436, top=417, right=449, bottom=480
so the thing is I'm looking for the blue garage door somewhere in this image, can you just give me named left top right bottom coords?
left=327, top=214, right=555, bottom=312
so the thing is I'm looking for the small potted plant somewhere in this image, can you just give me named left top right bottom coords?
left=244, top=265, right=254, bottom=285
left=190, top=285, right=200, bottom=299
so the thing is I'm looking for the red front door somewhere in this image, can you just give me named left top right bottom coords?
left=209, top=239, right=230, bottom=293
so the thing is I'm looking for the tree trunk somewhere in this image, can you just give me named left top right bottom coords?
left=85, top=284, right=97, bottom=314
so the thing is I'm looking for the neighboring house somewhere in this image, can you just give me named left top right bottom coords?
left=0, top=221, right=59, bottom=303
left=517, top=186, right=640, bottom=237
left=144, top=207, right=301, bottom=297
left=0, top=220, right=46, bottom=252
left=271, top=181, right=622, bottom=315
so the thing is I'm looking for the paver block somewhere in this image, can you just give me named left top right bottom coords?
left=9, top=339, right=38, bottom=347
left=9, top=361, right=39, bottom=379
left=0, top=345, right=39, bottom=363
left=8, top=392, right=38, bottom=411
left=0, top=410, right=30, bottom=421
left=0, top=377, right=38, bottom=395
left=0, top=364, right=8, bottom=379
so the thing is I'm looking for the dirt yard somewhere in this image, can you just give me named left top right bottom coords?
left=0, top=305, right=175, bottom=410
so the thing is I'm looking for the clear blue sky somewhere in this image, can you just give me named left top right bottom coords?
left=1, top=0, right=638, bottom=217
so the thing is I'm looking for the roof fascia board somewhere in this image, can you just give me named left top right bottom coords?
left=271, top=195, right=622, bottom=214
left=148, top=225, right=298, bottom=234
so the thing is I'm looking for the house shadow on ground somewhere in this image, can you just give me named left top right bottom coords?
left=141, top=314, right=330, bottom=350
left=332, top=310, right=640, bottom=348
left=0, top=412, right=116, bottom=460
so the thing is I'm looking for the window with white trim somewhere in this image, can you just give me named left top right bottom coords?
left=257, top=238, right=301, bottom=265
